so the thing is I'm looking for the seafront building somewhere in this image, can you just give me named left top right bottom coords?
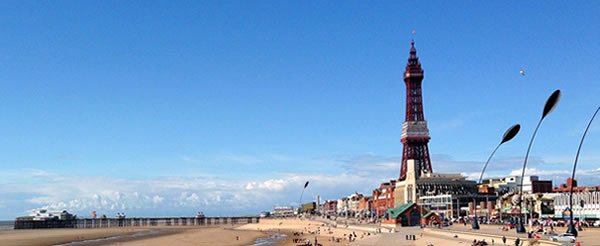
left=301, top=202, right=317, bottom=213
left=554, top=191, right=600, bottom=221
left=356, top=195, right=373, bottom=217
left=551, top=178, right=600, bottom=221
left=482, top=176, right=553, bottom=194
left=553, top=178, right=600, bottom=193
left=347, top=192, right=363, bottom=213
left=323, top=200, right=337, bottom=214
left=336, top=197, right=348, bottom=215
left=537, top=193, right=559, bottom=219
left=271, top=206, right=295, bottom=217
left=372, top=180, right=396, bottom=217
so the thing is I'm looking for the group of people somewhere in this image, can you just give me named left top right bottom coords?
left=343, top=231, right=359, bottom=242
left=405, top=234, right=418, bottom=240
left=293, top=237, right=322, bottom=246
left=499, top=235, right=521, bottom=246
left=471, top=239, right=489, bottom=245
left=289, top=222, right=374, bottom=245
left=467, top=235, right=523, bottom=246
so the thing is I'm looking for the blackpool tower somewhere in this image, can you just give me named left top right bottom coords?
left=399, top=40, right=433, bottom=181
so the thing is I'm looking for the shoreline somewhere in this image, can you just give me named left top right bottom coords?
left=110, top=226, right=267, bottom=246
left=55, top=228, right=180, bottom=246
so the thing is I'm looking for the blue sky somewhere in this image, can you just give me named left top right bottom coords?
left=0, top=1, right=599, bottom=219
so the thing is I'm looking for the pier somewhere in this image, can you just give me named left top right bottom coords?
left=14, top=216, right=260, bottom=230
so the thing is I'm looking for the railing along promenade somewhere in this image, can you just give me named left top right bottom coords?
left=14, top=216, right=260, bottom=230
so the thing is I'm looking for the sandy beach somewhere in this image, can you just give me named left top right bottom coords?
left=108, top=226, right=267, bottom=246
left=237, top=218, right=379, bottom=246
left=0, top=227, right=153, bottom=246
left=2, top=218, right=375, bottom=246
left=4, top=218, right=586, bottom=246
left=0, top=226, right=266, bottom=246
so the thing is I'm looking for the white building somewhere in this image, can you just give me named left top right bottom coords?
left=554, top=191, right=600, bottom=220
left=271, top=206, right=295, bottom=217
left=337, top=198, right=348, bottom=213
left=347, top=193, right=363, bottom=213
left=486, top=176, right=542, bottom=193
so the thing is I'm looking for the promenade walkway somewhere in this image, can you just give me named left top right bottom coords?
left=442, top=224, right=600, bottom=245
left=306, top=217, right=599, bottom=245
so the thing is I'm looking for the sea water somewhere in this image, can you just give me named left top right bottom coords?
left=250, top=232, right=287, bottom=246
left=0, top=220, right=14, bottom=231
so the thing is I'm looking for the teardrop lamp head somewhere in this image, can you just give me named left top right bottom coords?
left=542, top=89, right=561, bottom=119
left=501, top=124, right=521, bottom=144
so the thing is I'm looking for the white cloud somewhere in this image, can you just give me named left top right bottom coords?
left=0, top=168, right=386, bottom=219
left=461, top=172, right=482, bottom=181
left=508, top=168, right=569, bottom=177
left=246, top=179, right=287, bottom=191
left=3, top=152, right=596, bottom=220
left=152, top=195, right=164, bottom=204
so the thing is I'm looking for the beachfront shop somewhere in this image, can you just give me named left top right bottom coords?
left=383, top=203, right=437, bottom=226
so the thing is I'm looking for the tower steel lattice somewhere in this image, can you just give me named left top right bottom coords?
left=399, top=40, right=433, bottom=180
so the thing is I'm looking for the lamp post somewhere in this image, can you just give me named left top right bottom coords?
left=517, top=89, right=561, bottom=233
left=298, top=181, right=309, bottom=214
left=567, top=105, right=600, bottom=236
left=472, top=124, right=521, bottom=230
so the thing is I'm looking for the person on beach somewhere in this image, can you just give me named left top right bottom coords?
left=514, top=237, right=520, bottom=246
left=502, top=236, right=506, bottom=245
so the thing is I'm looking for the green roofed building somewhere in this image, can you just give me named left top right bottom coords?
left=384, top=203, right=424, bottom=227
left=384, top=203, right=441, bottom=227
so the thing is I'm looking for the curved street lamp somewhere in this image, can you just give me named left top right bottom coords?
left=472, top=124, right=521, bottom=229
left=566, top=105, right=600, bottom=237
left=517, top=89, right=561, bottom=233
left=298, top=181, right=309, bottom=214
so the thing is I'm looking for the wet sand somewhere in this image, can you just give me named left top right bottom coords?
left=0, top=226, right=266, bottom=246
left=0, top=227, right=153, bottom=246
left=106, top=227, right=266, bottom=246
